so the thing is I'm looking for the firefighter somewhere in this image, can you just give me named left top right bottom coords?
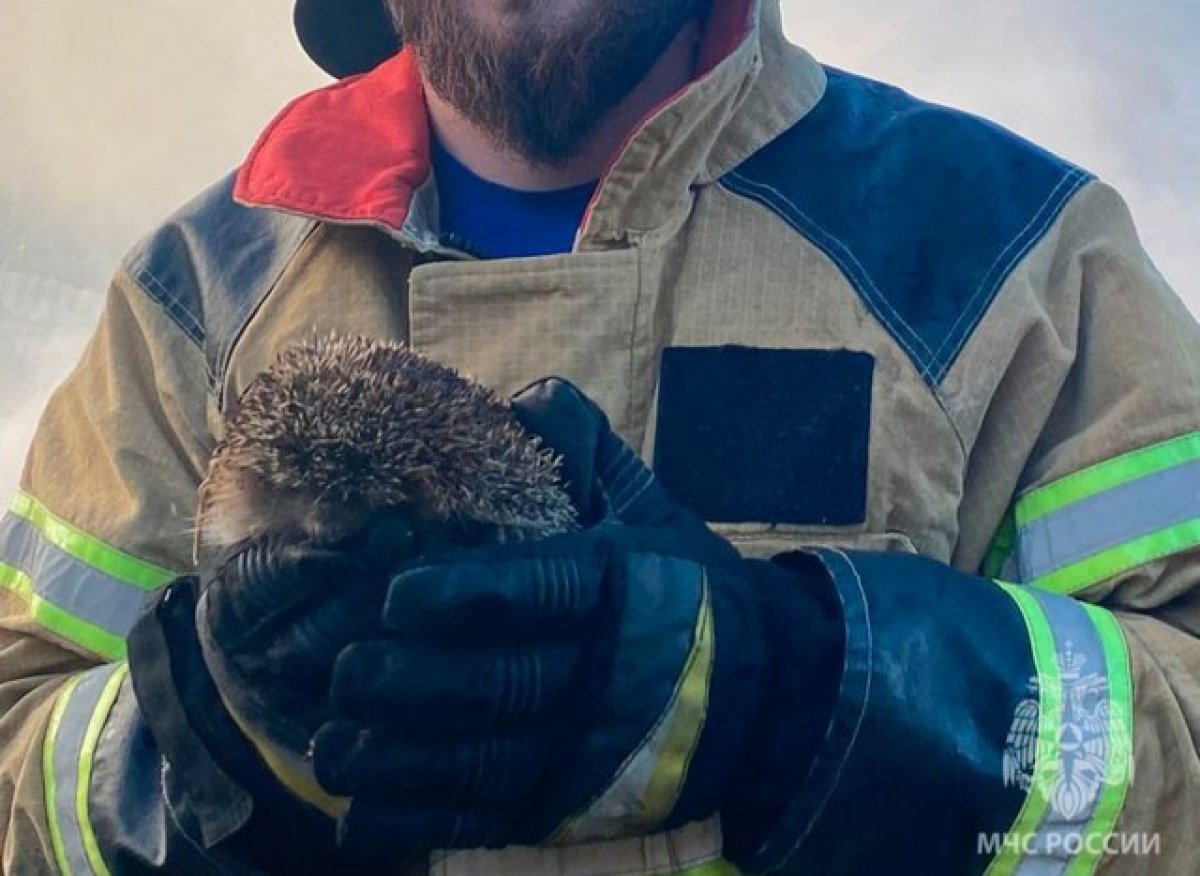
left=1, top=0, right=1196, bottom=873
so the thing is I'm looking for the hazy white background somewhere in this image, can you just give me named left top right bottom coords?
left=1, top=0, right=1197, bottom=497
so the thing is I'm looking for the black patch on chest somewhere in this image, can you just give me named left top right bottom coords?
left=653, top=346, right=873, bottom=526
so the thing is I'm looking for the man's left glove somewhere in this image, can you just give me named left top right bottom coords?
left=125, top=519, right=415, bottom=873
left=310, top=378, right=846, bottom=867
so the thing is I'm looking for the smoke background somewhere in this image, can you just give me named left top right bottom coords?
left=1, top=0, right=1197, bottom=498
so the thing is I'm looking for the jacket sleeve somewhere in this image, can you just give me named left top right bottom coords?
left=0, top=265, right=232, bottom=874
left=743, top=181, right=1200, bottom=876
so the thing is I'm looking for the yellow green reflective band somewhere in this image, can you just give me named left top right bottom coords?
left=0, top=563, right=127, bottom=661
left=10, top=492, right=173, bottom=591
left=440, top=817, right=728, bottom=874
left=77, top=665, right=128, bottom=876
left=43, top=663, right=128, bottom=876
left=1063, top=606, right=1134, bottom=876
left=0, top=492, right=179, bottom=658
left=982, top=510, right=1017, bottom=579
left=1007, top=433, right=1200, bottom=594
left=640, top=575, right=715, bottom=821
left=985, top=584, right=1063, bottom=876
left=1034, top=519, right=1200, bottom=595
left=44, top=674, right=84, bottom=876
left=1016, top=432, right=1200, bottom=526
left=988, top=587, right=1133, bottom=875
left=0, top=559, right=33, bottom=601
left=549, top=557, right=717, bottom=846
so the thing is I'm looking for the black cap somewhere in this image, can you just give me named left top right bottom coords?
left=293, top=0, right=402, bottom=79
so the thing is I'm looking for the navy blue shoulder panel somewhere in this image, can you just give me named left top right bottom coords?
left=721, top=68, right=1093, bottom=386
left=122, top=172, right=318, bottom=389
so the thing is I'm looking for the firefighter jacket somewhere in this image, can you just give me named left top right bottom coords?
left=1, top=0, right=1197, bottom=873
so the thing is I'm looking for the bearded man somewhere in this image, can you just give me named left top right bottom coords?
left=2, top=0, right=1197, bottom=874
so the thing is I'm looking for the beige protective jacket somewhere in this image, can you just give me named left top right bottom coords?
left=2, top=0, right=1198, bottom=873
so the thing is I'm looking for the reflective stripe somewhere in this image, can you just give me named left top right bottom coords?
left=43, top=663, right=128, bottom=876
left=1026, top=520, right=1200, bottom=597
left=434, top=817, right=734, bottom=876
left=0, top=563, right=127, bottom=663
left=1013, top=591, right=1112, bottom=875
left=1016, top=433, right=1200, bottom=526
left=0, top=493, right=176, bottom=659
left=11, top=492, right=173, bottom=589
left=1008, top=434, right=1200, bottom=594
left=1019, top=461, right=1200, bottom=587
left=1064, top=607, right=1134, bottom=876
left=987, top=585, right=1063, bottom=876
left=640, top=575, right=714, bottom=817
left=555, top=575, right=714, bottom=841
left=0, top=515, right=152, bottom=650
left=999, top=552, right=1021, bottom=583
left=982, top=511, right=1018, bottom=579
left=988, top=586, right=1133, bottom=876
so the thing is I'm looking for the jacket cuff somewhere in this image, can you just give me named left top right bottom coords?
left=733, top=549, right=1102, bottom=875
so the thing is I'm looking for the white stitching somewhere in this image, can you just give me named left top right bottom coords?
left=928, top=168, right=1089, bottom=378
left=130, top=263, right=207, bottom=347
left=722, top=165, right=1091, bottom=387
left=931, top=167, right=1083, bottom=361
left=723, top=170, right=938, bottom=369
left=930, top=172, right=1091, bottom=381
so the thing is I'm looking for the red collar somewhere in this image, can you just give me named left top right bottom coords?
left=234, top=1, right=754, bottom=233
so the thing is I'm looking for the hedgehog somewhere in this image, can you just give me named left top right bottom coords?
left=196, top=334, right=577, bottom=558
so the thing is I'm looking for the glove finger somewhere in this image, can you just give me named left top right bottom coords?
left=204, top=540, right=359, bottom=637
left=592, top=428, right=674, bottom=524
left=215, top=580, right=385, bottom=680
left=197, top=577, right=382, bottom=756
left=312, top=720, right=547, bottom=803
left=383, top=553, right=605, bottom=639
left=338, top=803, right=516, bottom=857
left=509, top=377, right=686, bottom=530
left=203, top=563, right=387, bottom=668
left=510, top=377, right=607, bottom=520
left=331, top=639, right=583, bottom=728
left=212, top=516, right=418, bottom=614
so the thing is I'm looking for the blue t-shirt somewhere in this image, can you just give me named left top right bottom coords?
left=432, top=137, right=598, bottom=260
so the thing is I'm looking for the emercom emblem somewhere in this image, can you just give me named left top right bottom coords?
left=1003, top=641, right=1131, bottom=818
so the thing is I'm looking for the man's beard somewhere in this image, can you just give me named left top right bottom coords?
left=388, top=0, right=703, bottom=166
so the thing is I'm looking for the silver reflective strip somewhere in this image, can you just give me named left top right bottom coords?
left=433, top=816, right=725, bottom=876
left=1018, top=460, right=1200, bottom=582
left=1014, top=589, right=1113, bottom=875
left=48, top=663, right=126, bottom=876
left=560, top=576, right=713, bottom=844
left=0, top=513, right=148, bottom=638
left=999, top=552, right=1020, bottom=582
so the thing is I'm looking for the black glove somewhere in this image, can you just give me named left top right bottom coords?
left=125, top=519, right=415, bottom=873
left=309, top=378, right=845, bottom=866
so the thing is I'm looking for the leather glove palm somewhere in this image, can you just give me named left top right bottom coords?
left=311, top=379, right=845, bottom=865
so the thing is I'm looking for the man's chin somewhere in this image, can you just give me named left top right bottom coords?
left=488, top=115, right=605, bottom=169
left=395, top=0, right=701, bottom=167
